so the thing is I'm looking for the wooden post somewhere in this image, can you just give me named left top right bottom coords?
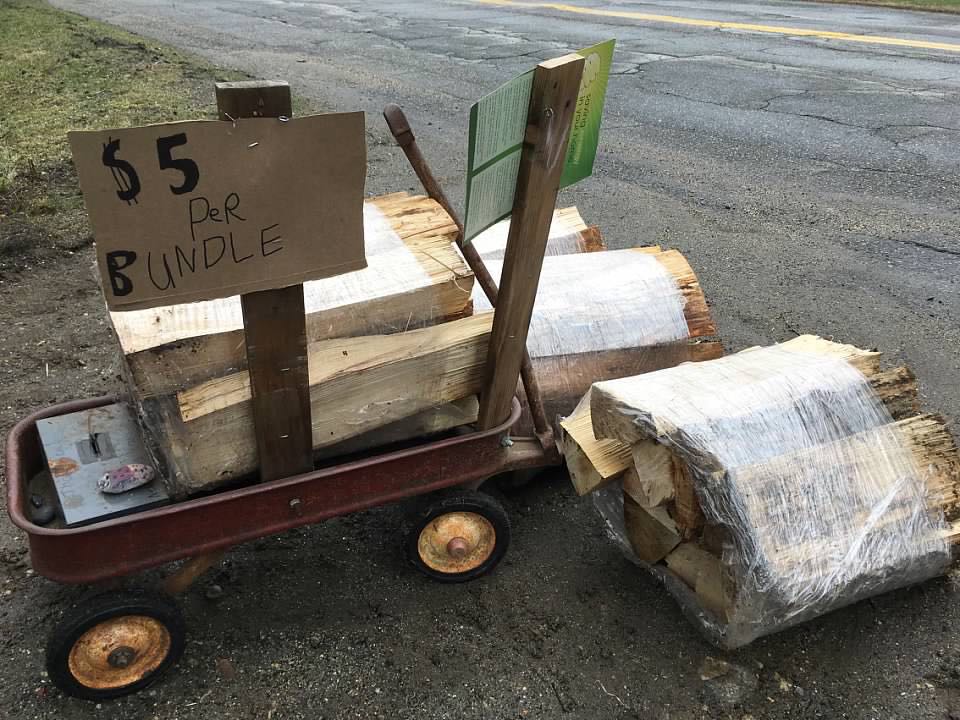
left=477, top=54, right=585, bottom=429
left=215, top=81, right=314, bottom=482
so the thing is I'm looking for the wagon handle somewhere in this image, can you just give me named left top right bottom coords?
left=382, top=104, right=557, bottom=459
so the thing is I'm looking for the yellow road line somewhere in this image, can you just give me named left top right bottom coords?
left=476, top=0, right=960, bottom=53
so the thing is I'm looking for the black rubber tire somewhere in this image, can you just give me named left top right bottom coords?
left=45, top=590, right=186, bottom=701
left=405, top=488, right=511, bottom=583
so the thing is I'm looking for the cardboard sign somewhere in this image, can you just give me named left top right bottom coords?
left=69, top=113, right=367, bottom=311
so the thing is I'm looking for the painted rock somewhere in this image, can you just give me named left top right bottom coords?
left=98, top=463, right=156, bottom=494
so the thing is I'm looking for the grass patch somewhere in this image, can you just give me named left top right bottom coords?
left=0, top=0, right=237, bottom=179
left=0, top=0, right=247, bottom=262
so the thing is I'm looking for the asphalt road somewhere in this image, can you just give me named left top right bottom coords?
left=49, top=0, right=960, bottom=418
left=20, top=0, right=960, bottom=717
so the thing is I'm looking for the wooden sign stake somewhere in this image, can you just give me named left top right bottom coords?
left=477, top=54, right=585, bottom=430
left=215, top=81, right=314, bottom=482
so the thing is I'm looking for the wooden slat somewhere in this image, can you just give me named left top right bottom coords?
left=238, top=286, right=313, bottom=481
left=478, top=53, right=585, bottom=429
left=216, top=81, right=313, bottom=482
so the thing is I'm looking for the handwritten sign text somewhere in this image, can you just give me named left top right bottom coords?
left=69, top=113, right=366, bottom=310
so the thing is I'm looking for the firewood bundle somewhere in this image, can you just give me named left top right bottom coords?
left=561, top=336, right=960, bottom=647
left=113, top=193, right=479, bottom=495
left=111, top=192, right=718, bottom=496
left=475, top=246, right=722, bottom=433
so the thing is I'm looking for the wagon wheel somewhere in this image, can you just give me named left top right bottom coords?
left=46, top=590, right=186, bottom=701
left=405, top=488, right=510, bottom=583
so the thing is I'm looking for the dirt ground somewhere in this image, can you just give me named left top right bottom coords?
left=2, top=2, right=960, bottom=719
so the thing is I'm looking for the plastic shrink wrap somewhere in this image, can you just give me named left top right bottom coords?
left=114, top=196, right=606, bottom=494
left=474, top=238, right=721, bottom=434
left=567, top=338, right=959, bottom=648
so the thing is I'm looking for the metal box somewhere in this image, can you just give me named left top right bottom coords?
left=36, top=403, right=169, bottom=526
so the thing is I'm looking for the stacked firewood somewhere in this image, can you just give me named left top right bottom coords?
left=561, top=336, right=960, bottom=646
left=111, top=192, right=718, bottom=496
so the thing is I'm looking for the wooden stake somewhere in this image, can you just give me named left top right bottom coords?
left=215, top=81, right=314, bottom=482
left=477, top=53, right=585, bottom=429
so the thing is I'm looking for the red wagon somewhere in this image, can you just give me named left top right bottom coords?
left=5, top=93, right=576, bottom=699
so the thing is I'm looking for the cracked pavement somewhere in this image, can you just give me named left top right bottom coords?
left=47, top=0, right=960, bottom=385
left=10, top=0, right=960, bottom=717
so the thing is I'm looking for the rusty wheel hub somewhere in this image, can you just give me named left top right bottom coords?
left=417, top=511, right=496, bottom=574
left=68, top=616, right=171, bottom=690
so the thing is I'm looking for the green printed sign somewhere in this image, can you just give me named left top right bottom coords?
left=560, top=39, right=615, bottom=188
left=463, top=39, right=615, bottom=242
left=463, top=69, right=534, bottom=242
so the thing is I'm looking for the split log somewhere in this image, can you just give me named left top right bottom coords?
left=504, top=247, right=720, bottom=436
left=471, top=206, right=604, bottom=259
left=558, top=390, right=629, bottom=495
left=623, top=493, right=681, bottom=563
left=591, top=335, right=899, bottom=447
left=115, top=193, right=472, bottom=397
left=728, top=413, right=960, bottom=566
left=559, top=343, right=726, bottom=496
left=669, top=458, right=704, bottom=536
left=561, top=391, right=661, bottom=497
left=153, top=313, right=493, bottom=495
left=314, top=397, right=480, bottom=461
left=476, top=247, right=717, bottom=345
left=650, top=249, right=715, bottom=339
left=624, top=442, right=674, bottom=507
left=627, top=364, right=916, bottom=514
left=663, top=542, right=733, bottom=621
left=529, top=340, right=724, bottom=432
